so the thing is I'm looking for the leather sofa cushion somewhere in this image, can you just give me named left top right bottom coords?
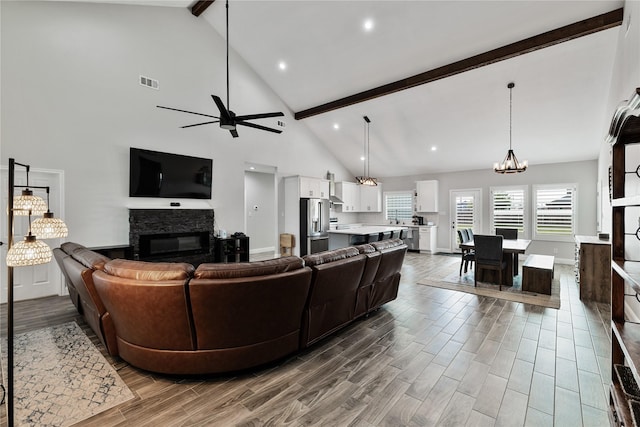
left=61, top=242, right=85, bottom=255
left=302, top=247, right=360, bottom=267
left=371, top=238, right=405, bottom=251
left=195, top=256, right=303, bottom=279
left=69, top=247, right=110, bottom=271
left=104, top=259, right=195, bottom=281
left=353, top=244, right=376, bottom=254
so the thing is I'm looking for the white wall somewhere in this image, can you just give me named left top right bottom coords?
left=245, top=170, right=275, bottom=252
left=598, top=0, right=640, bottom=235
left=0, top=1, right=353, bottom=247
left=352, top=160, right=598, bottom=262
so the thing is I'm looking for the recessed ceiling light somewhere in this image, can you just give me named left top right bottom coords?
left=333, top=123, right=340, bottom=130
left=360, top=156, right=366, bottom=161
left=363, top=18, right=374, bottom=32
left=431, top=146, right=437, bottom=151
left=278, top=61, right=287, bottom=71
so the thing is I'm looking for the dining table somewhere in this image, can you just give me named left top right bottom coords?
left=460, top=238, right=532, bottom=286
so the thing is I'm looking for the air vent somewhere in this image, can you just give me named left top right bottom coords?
left=139, top=75, right=159, bottom=90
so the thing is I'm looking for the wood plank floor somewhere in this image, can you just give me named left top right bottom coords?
left=1, top=252, right=612, bottom=426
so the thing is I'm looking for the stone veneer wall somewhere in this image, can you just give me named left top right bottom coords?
left=129, top=209, right=214, bottom=264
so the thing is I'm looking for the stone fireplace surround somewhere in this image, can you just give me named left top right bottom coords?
left=129, top=209, right=214, bottom=265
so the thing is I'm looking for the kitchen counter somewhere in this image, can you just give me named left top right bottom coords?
left=328, top=225, right=407, bottom=236
left=328, top=225, right=407, bottom=250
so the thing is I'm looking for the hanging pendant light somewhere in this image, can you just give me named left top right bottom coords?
left=30, top=188, right=68, bottom=239
left=13, top=165, right=48, bottom=215
left=13, top=189, right=47, bottom=216
left=494, top=82, right=528, bottom=174
left=355, top=115, right=378, bottom=186
left=6, top=210, right=52, bottom=267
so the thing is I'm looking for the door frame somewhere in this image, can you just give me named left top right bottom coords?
left=449, top=188, right=482, bottom=253
left=244, top=162, right=278, bottom=258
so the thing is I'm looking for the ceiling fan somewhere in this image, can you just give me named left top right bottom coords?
left=157, top=0, right=284, bottom=138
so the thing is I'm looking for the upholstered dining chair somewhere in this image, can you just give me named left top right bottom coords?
left=474, top=234, right=507, bottom=290
left=495, top=227, right=518, bottom=240
left=457, top=229, right=475, bottom=275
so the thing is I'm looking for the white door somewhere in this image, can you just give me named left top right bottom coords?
left=0, top=167, right=66, bottom=302
left=449, top=189, right=482, bottom=253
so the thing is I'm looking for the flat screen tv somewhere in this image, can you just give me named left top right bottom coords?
left=129, top=148, right=213, bottom=199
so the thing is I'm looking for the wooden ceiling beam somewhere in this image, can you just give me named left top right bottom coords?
left=191, top=0, right=215, bottom=17
left=295, top=8, right=623, bottom=120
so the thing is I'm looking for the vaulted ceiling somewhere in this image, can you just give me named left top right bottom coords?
left=72, top=0, right=624, bottom=177
left=199, top=0, right=623, bottom=178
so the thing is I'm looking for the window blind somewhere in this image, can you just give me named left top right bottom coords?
left=491, top=188, right=525, bottom=233
left=534, top=186, right=575, bottom=237
left=385, top=193, right=413, bottom=221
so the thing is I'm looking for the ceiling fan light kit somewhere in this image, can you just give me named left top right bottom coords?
left=156, top=0, right=284, bottom=138
left=494, top=82, right=527, bottom=174
left=355, top=115, right=378, bottom=186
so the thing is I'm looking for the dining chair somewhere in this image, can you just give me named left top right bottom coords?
left=457, top=229, right=475, bottom=275
left=495, top=227, right=518, bottom=240
left=466, top=229, right=474, bottom=241
left=495, top=227, right=519, bottom=268
left=474, top=234, right=507, bottom=290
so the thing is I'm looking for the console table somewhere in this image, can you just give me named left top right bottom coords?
left=214, top=236, right=249, bottom=263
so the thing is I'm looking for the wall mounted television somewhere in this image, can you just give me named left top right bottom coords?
left=129, top=148, right=213, bottom=199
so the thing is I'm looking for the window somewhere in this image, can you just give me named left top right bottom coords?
left=490, top=186, right=527, bottom=237
left=385, top=192, right=413, bottom=222
left=533, top=184, right=577, bottom=241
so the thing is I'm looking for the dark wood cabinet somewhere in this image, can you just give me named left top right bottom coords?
left=214, top=236, right=249, bottom=263
left=575, top=236, right=611, bottom=303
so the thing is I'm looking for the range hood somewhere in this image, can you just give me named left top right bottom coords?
left=326, top=171, right=343, bottom=204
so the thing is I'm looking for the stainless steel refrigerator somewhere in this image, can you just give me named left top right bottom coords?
left=299, top=198, right=330, bottom=256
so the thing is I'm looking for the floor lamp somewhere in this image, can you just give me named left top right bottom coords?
left=5, top=158, right=67, bottom=426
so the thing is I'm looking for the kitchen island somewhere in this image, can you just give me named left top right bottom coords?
left=328, top=225, right=407, bottom=250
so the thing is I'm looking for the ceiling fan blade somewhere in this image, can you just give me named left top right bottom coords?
left=234, top=111, right=284, bottom=121
left=230, top=129, right=239, bottom=138
left=211, top=95, right=231, bottom=120
left=157, top=105, right=219, bottom=119
left=236, top=120, right=283, bottom=134
left=181, top=120, right=220, bottom=129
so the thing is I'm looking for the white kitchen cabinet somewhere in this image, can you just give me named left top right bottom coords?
left=419, top=226, right=437, bottom=253
left=299, top=176, right=329, bottom=199
left=359, top=184, right=382, bottom=212
left=336, top=181, right=359, bottom=212
left=416, top=180, right=438, bottom=212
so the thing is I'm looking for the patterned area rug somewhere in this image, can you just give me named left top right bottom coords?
left=418, top=269, right=561, bottom=309
left=5, top=321, right=134, bottom=426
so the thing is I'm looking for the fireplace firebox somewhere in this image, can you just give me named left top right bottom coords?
left=139, top=231, right=210, bottom=260
left=129, top=209, right=215, bottom=265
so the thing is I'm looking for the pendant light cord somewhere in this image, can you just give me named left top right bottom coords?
left=226, top=0, right=230, bottom=112
left=363, top=119, right=366, bottom=177
left=509, top=84, right=513, bottom=151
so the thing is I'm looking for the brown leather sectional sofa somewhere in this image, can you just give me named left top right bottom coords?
left=54, top=239, right=407, bottom=375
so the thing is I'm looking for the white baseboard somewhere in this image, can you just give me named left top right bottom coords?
left=250, top=246, right=275, bottom=254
